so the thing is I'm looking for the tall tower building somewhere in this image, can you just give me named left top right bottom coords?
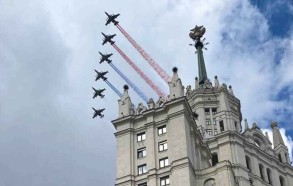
left=112, top=26, right=293, bottom=186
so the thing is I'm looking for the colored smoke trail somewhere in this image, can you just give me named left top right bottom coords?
left=116, top=24, right=171, bottom=83
left=112, top=44, right=166, bottom=98
left=109, top=63, right=148, bottom=103
left=105, top=80, right=122, bottom=97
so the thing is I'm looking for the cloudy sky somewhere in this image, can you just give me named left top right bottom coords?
left=0, top=0, right=292, bottom=185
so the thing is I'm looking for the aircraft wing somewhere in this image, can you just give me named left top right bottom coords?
left=105, top=19, right=111, bottom=26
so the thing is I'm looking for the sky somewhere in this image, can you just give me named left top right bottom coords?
left=0, top=0, right=292, bottom=185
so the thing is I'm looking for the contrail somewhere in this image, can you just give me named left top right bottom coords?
left=104, top=79, right=122, bottom=97
left=109, top=62, right=148, bottom=103
left=116, top=24, right=171, bottom=83
left=112, top=43, right=166, bottom=98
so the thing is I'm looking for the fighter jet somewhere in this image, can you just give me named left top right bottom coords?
left=92, top=107, right=105, bottom=118
left=102, top=32, right=116, bottom=45
left=92, top=87, right=106, bottom=98
left=94, top=70, right=108, bottom=81
left=99, top=52, right=112, bottom=64
left=105, top=12, right=120, bottom=26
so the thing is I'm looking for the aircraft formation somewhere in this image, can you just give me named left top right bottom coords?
left=92, top=12, right=121, bottom=119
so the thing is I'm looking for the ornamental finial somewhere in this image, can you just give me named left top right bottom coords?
left=189, top=25, right=206, bottom=41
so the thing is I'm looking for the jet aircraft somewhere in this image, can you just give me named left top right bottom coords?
left=105, top=12, right=120, bottom=26
left=92, top=87, right=106, bottom=98
left=99, top=52, right=112, bottom=64
left=94, top=70, right=108, bottom=81
left=92, top=107, right=105, bottom=118
left=102, top=32, right=116, bottom=45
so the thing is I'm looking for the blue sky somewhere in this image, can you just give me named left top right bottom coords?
left=250, top=0, right=293, bottom=134
left=0, top=0, right=293, bottom=185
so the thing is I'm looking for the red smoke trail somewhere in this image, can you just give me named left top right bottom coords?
left=112, top=44, right=166, bottom=98
left=116, top=24, right=171, bottom=83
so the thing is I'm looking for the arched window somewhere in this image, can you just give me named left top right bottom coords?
left=267, top=168, right=272, bottom=184
left=245, top=156, right=251, bottom=172
left=279, top=176, right=285, bottom=186
left=249, top=178, right=253, bottom=185
left=212, top=153, right=218, bottom=166
left=259, top=164, right=264, bottom=180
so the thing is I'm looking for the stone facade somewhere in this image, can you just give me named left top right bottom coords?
left=112, top=49, right=293, bottom=186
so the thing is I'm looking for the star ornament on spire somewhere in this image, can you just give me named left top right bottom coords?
left=189, top=25, right=206, bottom=41
left=189, top=25, right=209, bottom=53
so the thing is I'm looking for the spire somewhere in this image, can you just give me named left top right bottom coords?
left=118, top=85, right=133, bottom=117
left=271, top=121, right=285, bottom=148
left=189, top=25, right=208, bottom=86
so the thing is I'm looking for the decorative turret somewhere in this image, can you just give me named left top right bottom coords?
left=244, top=118, right=249, bottom=130
left=271, top=121, right=285, bottom=148
left=195, top=77, right=199, bottom=89
left=228, top=85, right=234, bottom=96
left=168, top=67, right=184, bottom=100
left=189, top=25, right=209, bottom=86
left=271, top=121, right=290, bottom=164
left=118, top=85, right=133, bottom=117
left=214, top=76, right=220, bottom=89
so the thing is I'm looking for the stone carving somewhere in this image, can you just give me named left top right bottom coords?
left=156, top=97, right=166, bottom=108
left=136, top=103, right=147, bottom=115
left=204, top=79, right=213, bottom=89
left=147, top=98, right=155, bottom=109
left=186, top=85, right=192, bottom=96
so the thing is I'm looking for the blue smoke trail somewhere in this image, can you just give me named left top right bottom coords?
left=105, top=80, right=122, bottom=97
left=109, top=63, right=148, bottom=103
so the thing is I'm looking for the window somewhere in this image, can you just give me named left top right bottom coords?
left=205, top=108, right=210, bottom=115
left=137, top=132, right=146, bottom=142
left=212, top=108, right=217, bottom=115
left=245, top=156, right=251, bottom=172
left=159, top=141, right=168, bottom=152
left=138, top=164, right=147, bottom=175
left=206, top=119, right=211, bottom=125
left=206, top=129, right=212, bottom=135
left=214, top=130, right=218, bottom=135
left=212, top=153, right=218, bottom=166
left=158, top=125, right=167, bottom=135
left=219, top=120, right=224, bottom=132
left=213, top=119, right=216, bottom=125
left=137, top=148, right=146, bottom=158
left=259, top=164, right=264, bottom=180
left=280, top=176, right=285, bottom=186
left=159, top=157, right=169, bottom=168
left=160, top=176, right=170, bottom=186
left=234, top=121, right=238, bottom=131
left=254, top=140, right=261, bottom=148
left=267, top=168, right=272, bottom=184
left=278, top=153, right=282, bottom=163
left=138, top=182, right=147, bottom=186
